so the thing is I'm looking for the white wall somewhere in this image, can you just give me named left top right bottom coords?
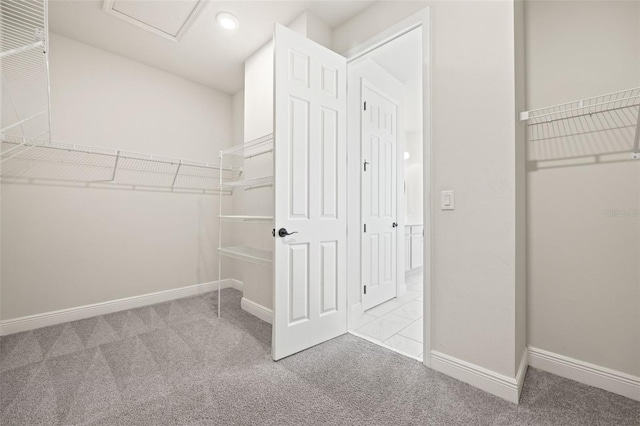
left=405, top=130, right=423, bottom=225
left=232, top=90, right=245, bottom=145
left=1, top=33, right=234, bottom=319
left=404, top=76, right=423, bottom=225
left=334, top=0, right=525, bottom=387
left=525, top=1, right=640, bottom=377
left=514, top=0, right=527, bottom=377
left=288, top=11, right=332, bottom=49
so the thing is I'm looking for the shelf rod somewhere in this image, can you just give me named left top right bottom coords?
left=0, top=40, right=43, bottom=59
left=0, top=111, right=46, bottom=133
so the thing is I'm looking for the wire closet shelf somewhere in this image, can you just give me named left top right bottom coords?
left=218, top=133, right=275, bottom=192
left=1, top=0, right=51, bottom=140
left=519, top=87, right=640, bottom=159
left=1, top=135, right=241, bottom=193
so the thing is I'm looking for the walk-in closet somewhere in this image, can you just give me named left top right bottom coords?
left=1, top=1, right=638, bottom=424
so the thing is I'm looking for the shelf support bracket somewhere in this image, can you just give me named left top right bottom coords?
left=171, top=160, right=182, bottom=188
left=111, top=150, right=120, bottom=182
left=0, top=111, right=47, bottom=134
left=244, top=183, right=274, bottom=191
left=0, top=40, right=44, bottom=60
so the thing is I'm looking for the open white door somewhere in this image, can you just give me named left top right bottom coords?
left=361, top=82, right=398, bottom=311
left=272, top=24, right=347, bottom=360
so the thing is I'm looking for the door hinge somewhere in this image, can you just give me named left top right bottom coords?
left=364, top=223, right=367, bottom=233
left=364, top=285, right=367, bottom=295
left=363, top=160, right=369, bottom=171
left=364, top=101, right=367, bottom=111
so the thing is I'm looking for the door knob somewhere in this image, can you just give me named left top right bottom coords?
left=392, top=222, right=398, bottom=228
left=278, top=228, right=298, bottom=238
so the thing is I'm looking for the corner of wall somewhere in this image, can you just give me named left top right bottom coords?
left=287, top=10, right=332, bottom=49
left=232, top=89, right=245, bottom=146
left=305, top=12, right=332, bottom=49
left=513, top=0, right=527, bottom=376
left=287, top=11, right=308, bottom=36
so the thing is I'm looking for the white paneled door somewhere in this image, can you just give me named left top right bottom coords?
left=272, top=24, right=347, bottom=360
left=361, top=83, right=398, bottom=311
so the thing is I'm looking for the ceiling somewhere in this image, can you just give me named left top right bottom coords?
left=105, top=0, right=204, bottom=39
left=48, top=0, right=376, bottom=94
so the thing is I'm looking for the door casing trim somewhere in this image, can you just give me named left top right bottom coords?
left=344, top=7, right=432, bottom=368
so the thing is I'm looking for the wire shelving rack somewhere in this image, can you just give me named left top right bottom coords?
left=1, top=0, right=51, bottom=140
left=520, top=87, right=640, bottom=159
left=1, top=135, right=240, bottom=193
left=216, top=133, right=274, bottom=317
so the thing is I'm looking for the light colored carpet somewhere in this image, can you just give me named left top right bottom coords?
left=1, top=288, right=638, bottom=425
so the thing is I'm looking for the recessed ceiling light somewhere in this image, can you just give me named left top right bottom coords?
left=216, top=12, right=239, bottom=30
left=404, top=151, right=410, bottom=160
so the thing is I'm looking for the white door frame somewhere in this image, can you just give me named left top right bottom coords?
left=345, top=8, right=432, bottom=367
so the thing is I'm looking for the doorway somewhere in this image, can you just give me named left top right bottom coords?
left=346, top=24, right=427, bottom=362
left=270, top=10, right=431, bottom=365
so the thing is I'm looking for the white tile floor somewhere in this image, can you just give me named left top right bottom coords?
left=355, top=269, right=424, bottom=360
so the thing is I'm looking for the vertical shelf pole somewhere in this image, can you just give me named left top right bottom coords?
left=43, top=0, right=52, bottom=142
left=218, top=152, right=223, bottom=318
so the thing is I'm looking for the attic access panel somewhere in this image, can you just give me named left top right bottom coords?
left=103, top=0, right=205, bottom=42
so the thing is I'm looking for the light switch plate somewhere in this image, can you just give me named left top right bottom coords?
left=441, top=190, right=454, bottom=210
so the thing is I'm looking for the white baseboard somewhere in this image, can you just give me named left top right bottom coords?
left=431, top=350, right=523, bottom=404
left=348, top=302, right=363, bottom=330
left=0, top=279, right=243, bottom=336
left=240, top=297, right=273, bottom=324
left=516, top=348, right=529, bottom=396
left=528, top=346, right=640, bottom=402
